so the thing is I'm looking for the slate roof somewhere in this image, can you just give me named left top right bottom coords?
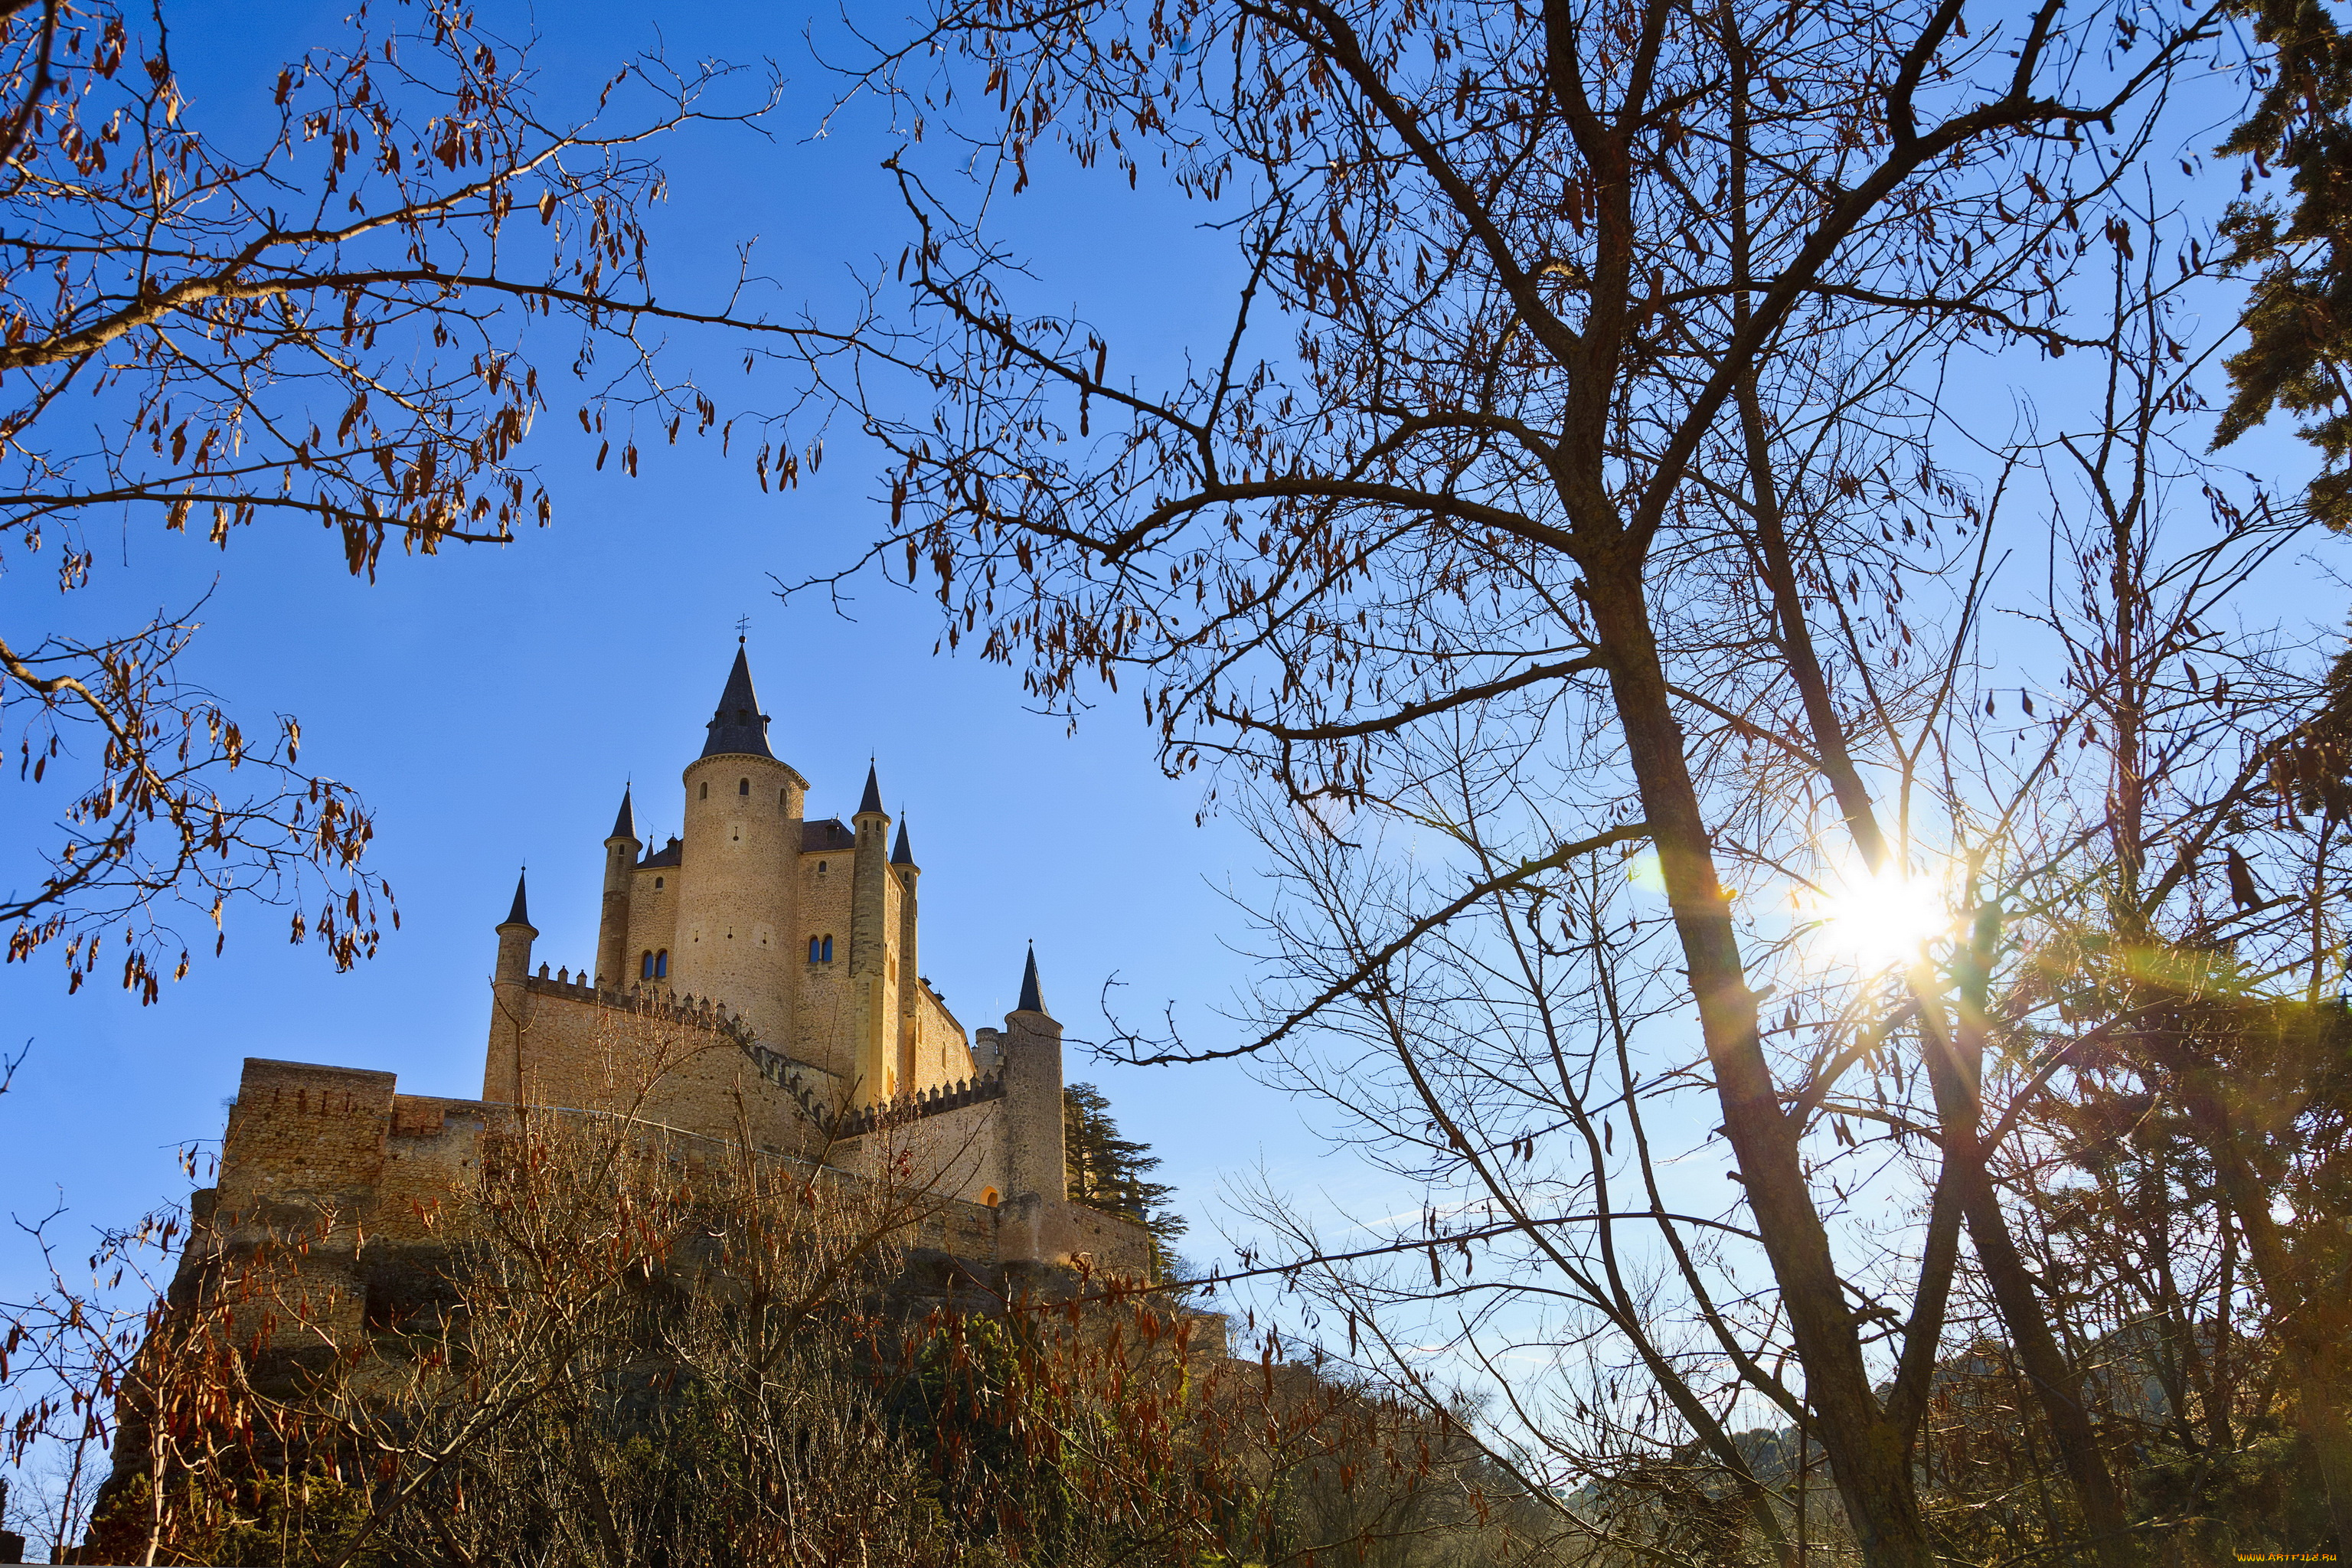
left=801, top=818, right=856, bottom=854
left=639, top=835, right=684, bottom=869
left=700, top=645, right=776, bottom=760
left=1017, top=943, right=1047, bottom=1015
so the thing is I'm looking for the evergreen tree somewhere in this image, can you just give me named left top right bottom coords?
left=2216, top=0, right=2352, bottom=525
left=1063, top=1084, right=1187, bottom=1268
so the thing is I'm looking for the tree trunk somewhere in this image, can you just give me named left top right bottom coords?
left=1585, top=547, right=1938, bottom=1568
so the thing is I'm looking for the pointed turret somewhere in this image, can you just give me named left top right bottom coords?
left=700, top=644, right=776, bottom=760
left=488, top=867, right=538, bottom=1102
left=891, top=813, right=921, bottom=1094
left=1017, top=942, right=1047, bottom=1016
left=848, top=760, right=893, bottom=1099
left=597, top=789, right=640, bottom=991
left=1001, top=942, right=1065, bottom=1211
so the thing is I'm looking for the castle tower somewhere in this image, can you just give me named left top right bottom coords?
left=594, top=786, right=639, bottom=990
left=485, top=871, right=535, bottom=1104
left=849, top=764, right=896, bottom=1102
left=892, top=818, right=920, bottom=1094
left=670, top=643, right=810, bottom=1041
left=1001, top=945, right=1066, bottom=1200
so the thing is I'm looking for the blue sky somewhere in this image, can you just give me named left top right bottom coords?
left=0, top=0, right=1331, bottom=1315
left=6, top=1, right=2348, bottom=1514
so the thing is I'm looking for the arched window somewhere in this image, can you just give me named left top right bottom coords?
left=639, top=950, right=655, bottom=981
left=699, top=782, right=708, bottom=799
left=808, top=936, right=822, bottom=963
left=653, top=877, right=663, bottom=890
left=779, top=789, right=789, bottom=806
left=821, top=935, right=834, bottom=963
left=738, top=777, right=749, bottom=795
left=654, top=950, right=668, bottom=979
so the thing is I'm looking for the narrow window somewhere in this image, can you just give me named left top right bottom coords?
left=654, top=877, right=663, bottom=890
left=738, top=777, right=749, bottom=795
left=818, top=860, right=828, bottom=874
left=640, top=951, right=654, bottom=981
left=654, top=950, right=668, bottom=979
left=779, top=789, right=788, bottom=806
left=699, top=782, right=708, bottom=800
left=808, top=936, right=822, bottom=963
left=821, top=935, right=834, bottom=963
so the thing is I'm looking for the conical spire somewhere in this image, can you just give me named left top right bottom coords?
left=699, top=644, right=776, bottom=760
left=857, top=762, right=884, bottom=817
left=890, top=817, right=916, bottom=867
left=503, top=869, right=531, bottom=928
left=1016, top=942, right=1047, bottom=1015
left=609, top=785, right=636, bottom=842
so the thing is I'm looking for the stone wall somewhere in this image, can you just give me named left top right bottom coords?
left=501, top=978, right=828, bottom=1160
left=193, top=1049, right=1154, bottom=1352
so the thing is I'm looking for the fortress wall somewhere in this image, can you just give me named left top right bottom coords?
left=916, top=1194, right=1004, bottom=1266
left=915, top=984, right=976, bottom=1093
left=1060, top=1202, right=1155, bottom=1277
left=210, top=1060, right=402, bottom=1344
left=217, top=1060, right=396, bottom=1217
left=193, top=1053, right=1143, bottom=1348
left=508, top=982, right=821, bottom=1157
left=863, top=1096, right=1006, bottom=1207
left=376, top=1096, right=492, bottom=1239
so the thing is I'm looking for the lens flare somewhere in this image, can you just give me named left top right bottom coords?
left=1797, top=863, right=1953, bottom=971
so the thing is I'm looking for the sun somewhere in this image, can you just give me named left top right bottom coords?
left=1797, top=861, right=1954, bottom=972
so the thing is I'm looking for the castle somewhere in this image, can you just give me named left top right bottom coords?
left=191, top=643, right=1152, bottom=1342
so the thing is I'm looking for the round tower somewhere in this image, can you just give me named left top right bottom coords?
left=1001, top=944, right=1066, bottom=1201
left=669, top=642, right=808, bottom=1041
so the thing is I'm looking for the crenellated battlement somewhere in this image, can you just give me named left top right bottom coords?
left=523, top=971, right=761, bottom=1038
left=760, top=1054, right=1008, bottom=1141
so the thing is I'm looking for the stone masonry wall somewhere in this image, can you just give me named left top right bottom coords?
left=193, top=1051, right=1154, bottom=1352
left=505, top=978, right=829, bottom=1159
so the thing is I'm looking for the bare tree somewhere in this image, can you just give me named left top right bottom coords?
left=0, top=0, right=825, bottom=999
left=792, top=0, right=2268, bottom=1561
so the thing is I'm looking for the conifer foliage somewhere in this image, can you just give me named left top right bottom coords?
left=2217, top=0, right=2352, bottom=524
left=1063, top=1082, right=1188, bottom=1266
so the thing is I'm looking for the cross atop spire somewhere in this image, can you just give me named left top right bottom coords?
left=700, top=644, right=776, bottom=760
left=1016, top=942, right=1047, bottom=1016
